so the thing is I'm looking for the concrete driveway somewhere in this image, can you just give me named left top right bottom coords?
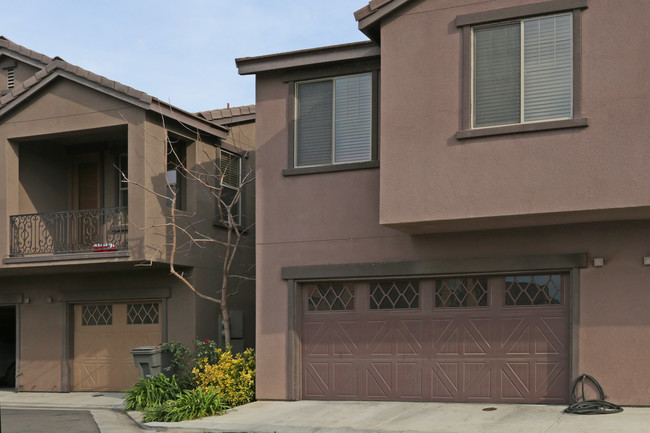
left=139, top=400, right=650, bottom=433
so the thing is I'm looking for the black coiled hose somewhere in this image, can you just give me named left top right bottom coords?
left=564, top=374, right=623, bottom=415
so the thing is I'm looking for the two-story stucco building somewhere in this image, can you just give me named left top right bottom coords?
left=238, top=0, right=649, bottom=405
left=0, top=37, right=255, bottom=392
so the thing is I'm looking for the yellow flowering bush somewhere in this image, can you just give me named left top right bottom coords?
left=192, top=347, right=255, bottom=407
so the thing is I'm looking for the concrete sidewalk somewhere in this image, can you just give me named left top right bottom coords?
left=1, top=391, right=649, bottom=433
left=138, top=400, right=650, bottom=433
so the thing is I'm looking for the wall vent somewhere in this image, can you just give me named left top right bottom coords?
left=7, top=67, right=15, bottom=89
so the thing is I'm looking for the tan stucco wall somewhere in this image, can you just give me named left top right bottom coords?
left=377, top=0, right=650, bottom=231
left=0, top=268, right=207, bottom=391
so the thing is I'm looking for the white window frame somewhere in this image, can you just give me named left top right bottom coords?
left=294, top=72, right=373, bottom=168
left=471, top=12, right=573, bottom=129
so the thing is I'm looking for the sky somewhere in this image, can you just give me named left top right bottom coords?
left=2, top=0, right=370, bottom=113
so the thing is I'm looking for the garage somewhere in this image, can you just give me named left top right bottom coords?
left=302, top=274, right=569, bottom=403
left=73, top=302, right=162, bottom=391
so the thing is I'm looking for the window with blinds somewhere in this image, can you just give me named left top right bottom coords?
left=295, top=73, right=372, bottom=167
left=473, top=13, right=573, bottom=128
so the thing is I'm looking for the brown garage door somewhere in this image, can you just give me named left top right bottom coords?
left=302, top=274, right=569, bottom=403
left=73, top=302, right=162, bottom=391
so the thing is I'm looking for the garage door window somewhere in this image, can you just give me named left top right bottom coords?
left=127, top=303, right=160, bottom=325
left=306, top=282, right=355, bottom=311
left=81, top=304, right=113, bottom=326
left=370, top=280, right=419, bottom=309
left=434, top=277, right=488, bottom=308
left=505, top=274, right=562, bottom=306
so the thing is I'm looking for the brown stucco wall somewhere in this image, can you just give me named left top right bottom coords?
left=253, top=4, right=650, bottom=403
left=377, top=0, right=650, bottom=232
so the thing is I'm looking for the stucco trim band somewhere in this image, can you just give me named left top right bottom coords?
left=456, top=118, right=589, bottom=140
left=455, top=0, right=589, bottom=27
left=281, top=253, right=588, bottom=280
left=60, top=287, right=171, bottom=302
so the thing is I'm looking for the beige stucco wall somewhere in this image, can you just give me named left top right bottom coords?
left=0, top=268, right=201, bottom=391
left=0, top=72, right=256, bottom=391
left=377, top=0, right=650, bottom=232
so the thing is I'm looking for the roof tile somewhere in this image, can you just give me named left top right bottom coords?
left=354, top=5, right=373, bottom=21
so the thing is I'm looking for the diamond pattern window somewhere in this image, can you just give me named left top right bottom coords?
left=435, top=278, right=488, bottom=308
left=306, top=282, right=355, bottom=312
left=370, top=280, right=419, bottom=310
left=127, top=303, right=160, bottom=325
left=81, top=304, right=113, bottom=326
left=505, top=274, right=563, bottom=306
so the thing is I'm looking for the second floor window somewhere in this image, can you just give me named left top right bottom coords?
left=166, top=138, right=186, bottom=210
left=295, top=73, right=372, bottom=167
left=473, top=13, right=573, bottom=128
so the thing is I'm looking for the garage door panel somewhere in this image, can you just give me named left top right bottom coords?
left=366, top=362, right=392, bottom=398
left=501, top=362, right=531, bottom=400
left=302, top=274, right=570, bottom=403
left=463, top=362, right=492, bottom=399
left=432, top=362, right=459, bottom=399
left=73, top=302, right=161, bottom=391
left=304, top=361, right=329, bottom=397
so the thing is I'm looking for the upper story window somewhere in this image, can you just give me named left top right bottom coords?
left=166, top=137, right=187, bottom=210
left=456, top=0, right=589, bottom=139
left=473, top=14, right=572, bottom=127
left=118, top=153, right=128, bottom=208
left=217, top=149, right=242, bottom=226
left=295, top=73, right=372, bottom=168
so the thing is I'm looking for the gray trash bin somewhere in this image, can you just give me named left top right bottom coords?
left=131, top=346, right=171, bottom=378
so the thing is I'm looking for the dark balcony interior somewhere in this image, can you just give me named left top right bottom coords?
left=9, top=126, right=129, bottom=257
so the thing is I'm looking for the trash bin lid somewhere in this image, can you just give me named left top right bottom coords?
left=130, top=346, right=162, bottom=355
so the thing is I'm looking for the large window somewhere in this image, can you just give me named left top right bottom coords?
left=473, top=14, right=572, bottom=127
left=217, top=149, right=241, bottom=226
left=456, top=0, right=588, bottom=138
left=295, top=73, right=372, bottom=168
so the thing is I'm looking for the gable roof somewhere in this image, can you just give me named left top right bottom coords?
left=0, top=36, right=229, bottom=139
left=354, top=0, right=415, bottom=41
left=198, top=105, right=255, bottom=126
left=0, top=36, right=52, bottom=68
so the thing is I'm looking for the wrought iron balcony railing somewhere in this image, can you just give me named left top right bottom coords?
left=9, top=207, right=128, bottom=257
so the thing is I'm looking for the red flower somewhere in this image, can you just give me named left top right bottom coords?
left=205, top=340, right=210, bottom=343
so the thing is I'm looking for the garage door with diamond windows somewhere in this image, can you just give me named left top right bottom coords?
left=302, top=274, right=569, bottom=403
left=73, top=302, right=162, bottom=391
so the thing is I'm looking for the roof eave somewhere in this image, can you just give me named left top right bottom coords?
left=356, top=0, right=415, bottom=42
left=236, top=42, right=379, bottom=75
left=0, top=70, right=228, bottom=140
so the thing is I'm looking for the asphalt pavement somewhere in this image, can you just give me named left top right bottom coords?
left=1, top=408, right=100, bottom=433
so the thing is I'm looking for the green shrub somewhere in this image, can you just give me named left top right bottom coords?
left=160, top=341, right=193, bottom=389
left=142, top=387, right=228, bottom=422
left=124, top=374, right=181, bottom=411
left=192, top=347, right=255, bottom=407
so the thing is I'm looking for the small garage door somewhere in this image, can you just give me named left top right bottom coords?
left=73, top=302, right=162, bottom=391
left=302, top=274, right=569, bottom=403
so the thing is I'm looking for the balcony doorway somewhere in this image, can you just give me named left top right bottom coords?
left=71, top=154, right=101, bottom=251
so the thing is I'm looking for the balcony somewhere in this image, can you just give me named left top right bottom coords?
left=9, top=207, right=128, bottom=257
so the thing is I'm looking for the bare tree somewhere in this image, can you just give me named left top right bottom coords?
left=123, top=110, right=254, bottom=347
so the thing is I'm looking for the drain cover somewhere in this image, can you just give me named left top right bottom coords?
left=482, top=407, right=497, bottom=411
